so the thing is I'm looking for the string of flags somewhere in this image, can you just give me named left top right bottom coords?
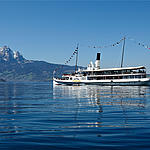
left=64, top=46, right=78, bottom=65
left=53, top=37, right=150, bottom=75
left=88, top=36, right=150, bottom=50
left=88, top=37, right=125, bottom=49
left=53, top=45, right=78, bottom=75
left=128, top=37, right=150, bottom=50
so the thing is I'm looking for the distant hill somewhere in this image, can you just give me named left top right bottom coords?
left=0, top=46, right=76, bottom=81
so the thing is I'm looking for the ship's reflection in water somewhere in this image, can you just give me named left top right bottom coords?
left=53, top=85, right=150, bottom=128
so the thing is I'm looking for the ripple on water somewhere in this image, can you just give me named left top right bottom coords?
left=0, top=82, right=150, bottom=150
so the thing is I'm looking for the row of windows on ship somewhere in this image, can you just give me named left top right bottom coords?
left=87, top=75, right=146, bottom=80
left=82, top=69, right=146, bottom=76
left=63, top=75, right=146, bottom=80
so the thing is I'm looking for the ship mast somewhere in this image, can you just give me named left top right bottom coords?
left=121, top=37, right=126, bottom=68
left=75, top=44, right=79, bottom=72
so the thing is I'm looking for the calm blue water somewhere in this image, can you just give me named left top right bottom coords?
left=1, top=82, right=150, bottom=150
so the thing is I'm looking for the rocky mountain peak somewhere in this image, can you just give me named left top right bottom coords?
left=0, top=46, right=26, bottom=63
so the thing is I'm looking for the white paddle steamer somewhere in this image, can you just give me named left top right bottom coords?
left=53, top=52, right=150, bottom=86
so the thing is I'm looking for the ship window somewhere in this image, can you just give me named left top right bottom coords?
left=83, top=72, right=86, bottom=76
left=87, top=77, right=92, bottom=80
left=135, top=75, right=142, bottom=78
left=62, top=77, right=69, bottom=80
left=142, top=75, right=146, bottom=78
left=74, top=78, right=79, bottom=80
left=70, top=77, right=72, bottom=80
left=123, top=76, right=129, bottom=79
left=130, top=75, right=134, bottom=79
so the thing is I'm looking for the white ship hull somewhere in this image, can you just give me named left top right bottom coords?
left=53, top=78, right=150, bottom=86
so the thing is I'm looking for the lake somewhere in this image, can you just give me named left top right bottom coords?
left=0, top=81, right=150, bottom=150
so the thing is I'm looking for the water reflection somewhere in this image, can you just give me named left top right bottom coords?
left=53, top=85, right=150, bottom=129
left=53, top=85, right=147, bottom=107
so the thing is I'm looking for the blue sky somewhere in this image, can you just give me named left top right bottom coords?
left=0, top=0, right=150, bottom=71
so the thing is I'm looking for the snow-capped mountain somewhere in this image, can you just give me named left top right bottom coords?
left=0, top=46, right=26, bottom=63
left=0, top=46, right=75, bottom=81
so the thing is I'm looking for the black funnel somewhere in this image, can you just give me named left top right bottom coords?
left=96, top=53, right=100, bottom=60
